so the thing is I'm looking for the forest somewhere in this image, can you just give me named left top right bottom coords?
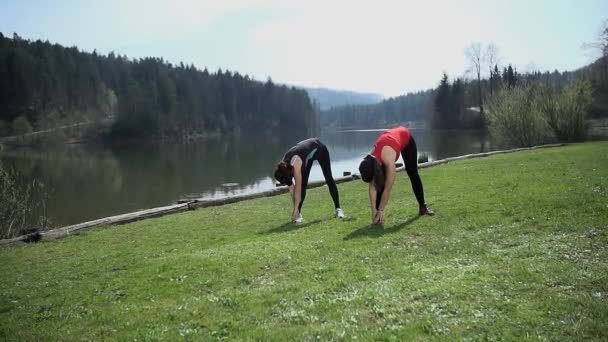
left=321, top=30, right=608, bottom=132
left=320, top=65, right=586, bottom=130
left=0, top=32, right=317, bottom=140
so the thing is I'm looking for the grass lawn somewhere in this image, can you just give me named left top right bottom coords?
left=1, top=142, right=607, bottom=340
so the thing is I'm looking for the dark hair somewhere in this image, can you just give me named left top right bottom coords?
left=274, top=160, right=293, bottom=186
left=359, top=155, right=385, bottom=190
left=359, top=155, right=375, bottom=183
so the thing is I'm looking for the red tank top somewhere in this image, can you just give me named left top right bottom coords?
left=372, top=126, right=411, bottom=162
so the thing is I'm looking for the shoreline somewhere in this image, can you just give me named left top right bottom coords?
left=0, top=142, right=567, bottom=247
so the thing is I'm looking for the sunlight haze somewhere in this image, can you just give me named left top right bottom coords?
left=1, top=0, right=606, bottom=97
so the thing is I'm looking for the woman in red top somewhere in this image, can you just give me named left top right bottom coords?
left=358, top=126, right=434, bottom=224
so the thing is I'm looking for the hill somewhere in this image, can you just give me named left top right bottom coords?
left=303, top=86, right=383, bottom=110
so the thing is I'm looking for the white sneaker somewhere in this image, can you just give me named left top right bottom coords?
left=293, top=214, right=303, bottom=224
left=335, top=208, right=346, bottom=219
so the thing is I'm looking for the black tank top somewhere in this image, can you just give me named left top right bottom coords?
left=282, top=138, right=322, bottom=168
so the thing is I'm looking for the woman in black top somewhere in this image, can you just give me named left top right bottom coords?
left=274, top=138, right=345, bottom=223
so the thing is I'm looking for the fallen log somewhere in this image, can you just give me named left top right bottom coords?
left=0, top=143, right=569, bottom=247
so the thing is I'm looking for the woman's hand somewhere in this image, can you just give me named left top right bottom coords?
left=373, top=210, right=384, bottom=225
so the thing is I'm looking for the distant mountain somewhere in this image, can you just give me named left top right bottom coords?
left=302, top=87, right=383, bottom=110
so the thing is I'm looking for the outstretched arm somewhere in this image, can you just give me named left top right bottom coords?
left=291, top=158, right=303, bottom=220
left=376, top=147, right=397, bottom=214
left=368, top=182, right=378, bottom=224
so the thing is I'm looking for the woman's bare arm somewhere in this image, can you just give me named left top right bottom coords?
left=291, top=157, right=303, bottom=218
left=376, top=146, right=397, bottom=212
left=368, top=182, right=377, bottom=223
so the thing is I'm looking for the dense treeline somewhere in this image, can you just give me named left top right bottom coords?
left=435, top=23, right=608, bottom=132
left=320, top=22, right=608, bottom=132
left=319, top=65, right=522, bottom=130
left=321, top=61, right=588, bottom=131
left=0, top=32, right=317, bottom=139
left=484, top=23, right=608, bottom=147
left=319, top=64, right=538, bottom=130
left=584, top=44, right=608, bottom=118
left=432, top=64, right=581, bottom=130
left=320, top=89, right=434, bottom=129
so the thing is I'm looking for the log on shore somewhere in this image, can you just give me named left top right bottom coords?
left=0, top=143, right=568, bottom=247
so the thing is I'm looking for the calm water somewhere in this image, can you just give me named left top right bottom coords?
left=0, top=129, right=491, bottom=227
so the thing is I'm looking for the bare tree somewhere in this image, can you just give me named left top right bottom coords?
left=466, top=43, right=484, bottom=114
left=597, top=21, right=608, bottom=82
left=589, top=20, right=608, bottom=58
left=583, top=20, right=608, bottom=82
left=484, top=43, right=500, bottom=96
left=603, top=25, right=608, bottom=58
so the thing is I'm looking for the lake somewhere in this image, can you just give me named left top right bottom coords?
left=0, top=129, right=498, bottom=227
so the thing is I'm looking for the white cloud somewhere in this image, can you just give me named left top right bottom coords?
left=4, top=0, right=604, bottom=97
left=244, top=0, right=501, bottom=96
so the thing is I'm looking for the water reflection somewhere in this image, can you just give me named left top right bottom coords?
left=0, top=129, right=491, bottom=227
left=0, top=134, right=300, bottom=226
left=319, top=129, right=490, bottom=162
left=414, top=129, right=490, bottom=160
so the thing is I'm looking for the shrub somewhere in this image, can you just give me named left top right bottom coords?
left=12, top=116, right=33, bottom=136
left=0, top=120, right=9, bottom=137
left=486, top=83, right=551, bottom=147
left=486, top=79, right=593, bottom=147
left=0, top=162, right=50, bottom=239
left=546, top=79, right=593, bottom=142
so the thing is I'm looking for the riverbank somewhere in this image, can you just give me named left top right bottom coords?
left=0, top=142, right=606, bottom=340
left=0, top=143, right=566, bottom=244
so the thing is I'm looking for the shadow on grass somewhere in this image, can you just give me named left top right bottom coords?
left=343, top=215, right=421, bottom=240
left=259, top=219, right=325, bottom=234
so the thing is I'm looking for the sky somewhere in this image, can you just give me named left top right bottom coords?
left=1, top=0, right=606, bottom=97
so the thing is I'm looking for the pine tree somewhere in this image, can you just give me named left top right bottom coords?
left=449, top=78, right=465, bottom=127
left=433, top=73, right=451, bottom=129
left=0, top=32, right=317, bottom=139
left=507, top=65, right=516, bottom=89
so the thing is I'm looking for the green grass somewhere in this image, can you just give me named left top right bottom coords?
left=1, top=143, right=607, bottom=340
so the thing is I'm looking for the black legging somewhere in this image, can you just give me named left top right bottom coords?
left=299, top=145, right=341, bottom=212
left=375, top=137, right=426, bottom=209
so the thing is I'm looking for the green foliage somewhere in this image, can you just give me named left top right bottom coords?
left=106, top=88, right=118, bottom=112
left=503, top=64, right=518, bottom=89
left=112, top=80, right=160, bottom=137
left=433, top=73, right=451, bottom=128
left=584, top=57, right=608, bottom=118
left=542, top=79, right=593, bottom=142
left=486, top=83, right=550, bottom=147
left=0, top=162, right=50, bottom=239
left=488, top=78, right=593, bottom=147
left=326, top=61, right=578, bottom=132
left=108, top=61, right=316, bottom=139
left=489, top=64, right=501, bottom=95
left=0, top=143, right=606, bottom=339
left=583, top=21, right=608, bottom=118
left=0, top=120, right=9, bottom=137
left=431, top=74, right=474, bottom=129
left=0, top=33, right=317, bottom=140
left=11, top=116, right=32, bottom=135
